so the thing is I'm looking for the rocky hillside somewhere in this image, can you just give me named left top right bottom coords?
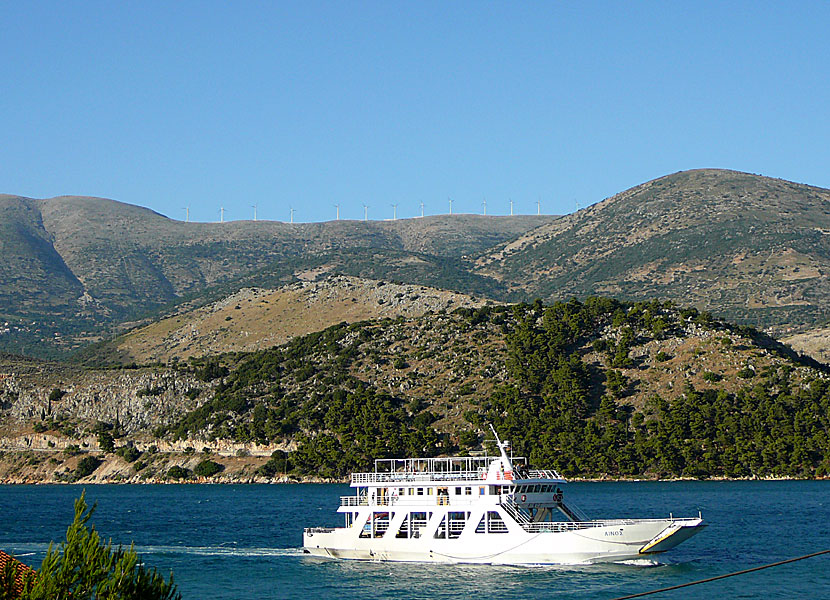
left=77, top=276, right=488, bottom=366
left=0, top=193, right=553, bottom=357
left=3, top=298, right=828, bottom=482
left=476, top=169, right=830, bottom=333
left=784, top=323, right=830, bottom=364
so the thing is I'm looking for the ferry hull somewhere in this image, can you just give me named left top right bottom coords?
left=303, top=517, right=705, bottom=565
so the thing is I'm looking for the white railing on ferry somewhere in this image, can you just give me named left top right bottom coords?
left=351, top=470, right=485, bottom=484
left=340, top=495, right=490, bottom=507
left=518, top=517, right=696, bottom=533
left=525, top=469, right=562, bottom=480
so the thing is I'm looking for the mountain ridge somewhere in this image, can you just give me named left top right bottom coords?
left=0, top=192, right=553, bottom=357
left=476, top=169, right=830, bottom=330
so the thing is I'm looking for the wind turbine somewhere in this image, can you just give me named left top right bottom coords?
left=182, top=205, right=190, bottom=223
left=363, top=204, right=368, bottom=221
left=335, top=204, right=340, bottom=220
left=536, top=198, right=541, bottom=216
left=289, top=207, right=295, bottom=224
left=419, top=201, right=424, bottom=218
left=219, top=206, right=225, bottom=223
left=448, top=196, right=453, bottom=215
left=391, top=203, right=398, bottom=220
left=482, top=197, right=487, bottom=216
left=509, top=198, right=514, bottom=217
left=252, top=204, right=258, bottom=221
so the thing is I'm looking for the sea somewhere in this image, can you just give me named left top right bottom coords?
left=1, top=481, right=829, bottom=599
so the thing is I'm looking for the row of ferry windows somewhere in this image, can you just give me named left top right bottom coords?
left=351, top=511, right=508, bottom=539
left=378, top=485, right=557, bottom=497
left=515, top=485, right=558, bottom=494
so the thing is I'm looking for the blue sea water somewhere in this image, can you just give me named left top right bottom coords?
left=1, top=481, right=829, bottom=599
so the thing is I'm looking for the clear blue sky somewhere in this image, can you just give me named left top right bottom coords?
left=2, top=1, right=829, bottom=223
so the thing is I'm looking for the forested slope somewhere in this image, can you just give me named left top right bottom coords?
left=157, top=299, right=830, bottom=479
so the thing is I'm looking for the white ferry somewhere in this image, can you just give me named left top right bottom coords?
left=303, top=428, right=705, bottom=564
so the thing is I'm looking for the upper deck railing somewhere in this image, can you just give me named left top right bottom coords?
left=351, top=470, right=486, bottom=484
left=350, top=466, right=563, bottom=485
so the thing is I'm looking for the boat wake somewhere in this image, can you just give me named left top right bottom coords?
left=134, top=545, right=304, bottom=558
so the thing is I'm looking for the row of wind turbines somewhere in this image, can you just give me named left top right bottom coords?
left=182, top=197, right=552, bottom=224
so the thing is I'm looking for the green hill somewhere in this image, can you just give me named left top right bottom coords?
left=477, top=169, right=830, bottom=332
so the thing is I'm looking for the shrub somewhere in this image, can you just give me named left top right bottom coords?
left=75, top=456, right=102, bottom=479
left=393, top=356, right=408, bottom=370
left=48, top=388, right=67, bottom=403
left=702, top=371, right=722, bottom=383
left=167, top=466, right=191, bottom=480
left=137, top=386, right=165, bottom=397
left=193, top=459, right=224, bottom=477
left=655, top=351, right=671, bottom=362
left=116, top=445, right=141, bottom=463
left=737, top=367, right=756, bottom=379
left=98, top=432, right=115, bottom=453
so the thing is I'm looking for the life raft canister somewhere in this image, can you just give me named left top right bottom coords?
left=521, top=494, right=527, bottom=502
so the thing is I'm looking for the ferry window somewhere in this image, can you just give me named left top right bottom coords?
left=427, top=487, right=434, bottom=495
left=410, top=512, right=428, bottom=539
left=433, top=515, right=447, bottom=539
left=417, top=488, right=424, bottom=496
left=398, top=488, right=405, bottom=495
left=489, top=486, right=499, bottom=495
left=447, top=512, right=467, bottom=539
left=465, top=487, right=472, bottom=495
left=359, top=514, right=372, bottom=538
left=475, top=515, right=486, bottom=533
left=395, top=514, right=410, bottom=538
left=454, top=487, right=461, bottom=495
left=534, top=485, right=541, bottom=493
left=487, top=511, right=508, bottom=533
left=373, top=511, right=393, bottom=538
left=408, top=487, right=414, bottom=495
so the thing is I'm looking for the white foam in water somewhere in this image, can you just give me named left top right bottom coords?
left=134, top=545, right=303, bottom=558
left=613, top=558, right=663, bottom=567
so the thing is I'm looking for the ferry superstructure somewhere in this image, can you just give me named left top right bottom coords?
left=303, top=429, right=705, bottom=564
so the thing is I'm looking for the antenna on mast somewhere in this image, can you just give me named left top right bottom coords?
left=391, top=203, right=397, bottom=220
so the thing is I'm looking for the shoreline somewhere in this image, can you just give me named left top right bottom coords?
left=2, top=474, right=826, bottom=485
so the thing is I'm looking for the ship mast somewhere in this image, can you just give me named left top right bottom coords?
left=489, top=424, right=514, bottom=473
